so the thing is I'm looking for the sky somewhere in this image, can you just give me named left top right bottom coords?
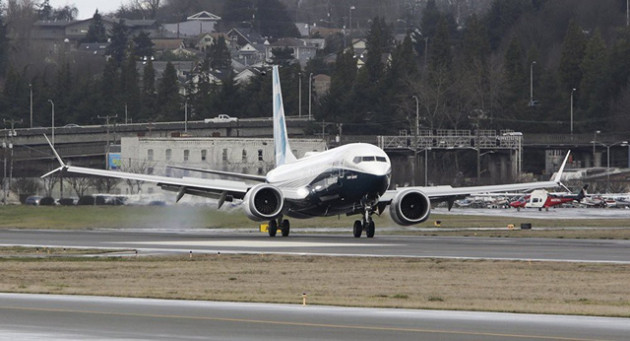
left=50, top=0, right=126, bottom=19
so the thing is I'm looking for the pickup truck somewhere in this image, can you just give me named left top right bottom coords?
left=204, top=114, right=238, bottom=123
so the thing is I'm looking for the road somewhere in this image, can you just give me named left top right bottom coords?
left=1, top=293, right=628, bottom=341
left=0, top=229, right=629, bottom=263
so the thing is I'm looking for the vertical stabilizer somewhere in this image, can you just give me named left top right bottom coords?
left=272, top=65, right=297, bottom=166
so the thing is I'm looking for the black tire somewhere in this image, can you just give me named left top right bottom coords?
left=353, top=220, right=362, bottom=238
left=281, top=219, right=290, bottom=237
left=366, top=220, right=375, bottom=238
left=268, top=220, right=277, bottom=237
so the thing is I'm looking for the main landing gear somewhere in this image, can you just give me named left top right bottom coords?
left=353, top=202, right=376, bottom=238
left=267, top=216, right=290, bottom=237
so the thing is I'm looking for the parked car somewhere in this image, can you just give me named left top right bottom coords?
left=204, top=114, right=238, bottom=123
left=24, top=196, right=42, bottom=205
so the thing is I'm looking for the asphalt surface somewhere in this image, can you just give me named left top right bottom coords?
left=1, top=293, right=629, bottom=341
left=1, top=229, right=629, bottom=263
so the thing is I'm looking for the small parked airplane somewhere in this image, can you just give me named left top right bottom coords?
left=42, top=65, right=569, bottom=238
left=509, top=185, right=587, bottom=210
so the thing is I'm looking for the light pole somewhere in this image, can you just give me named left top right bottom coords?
left=308, top=73, right=313, bottom=121
left=29, top=83, right=33, bottom=128
left=48, top=99, right=54, bottom=146
left=347, top=6, right=355, bottom=48
left=591, top=140, right=628, bottom=192
left=411, top=96, right=419, bottom=186
left=592, top=130, right=601, bottom=167
left=570, top=88, right=576, bottom=135
left=298, top=72, right=302, bottom=118
left=529, top=61, right=536, bottom=106
left=476, top=150, right=495, bottom=183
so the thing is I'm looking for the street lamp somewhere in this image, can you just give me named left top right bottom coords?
left=591, top=140, right=628, bottom=192
left=48, top=99, right=54, bottom=146
left=298, top=72, right=302, bottom=118
left=308, top=73, right=313, bottom=121
left=477, top=150, right=495, bottom=183
left=529, top=61, right=536, bottom=106
left=29, top=83, right=33, bottom=128
left=592, top=130, right=601, bottom=167
left=570, top=88, right=576, bottom=135
left=347, top=6, right=356, bottom=47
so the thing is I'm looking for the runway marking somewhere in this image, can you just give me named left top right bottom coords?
left=117, top=240, right=391, bottom=248
left=0, top=305, right=614, bottom=341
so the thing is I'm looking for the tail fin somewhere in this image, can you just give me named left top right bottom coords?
left=577, top=184, right=588, bottom=201
left=272, top=65, right=297, bottom=166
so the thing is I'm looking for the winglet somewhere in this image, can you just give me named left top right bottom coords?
left=41, top=134, right=66, bottom=178
left=272, top=65, right=297, bottom=166
left=553, top=150, right=570, bottom=184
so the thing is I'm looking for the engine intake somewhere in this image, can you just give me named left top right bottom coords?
left=243, top=184, right=284, bottom=221
left=389, top=188, right=431, bottom=225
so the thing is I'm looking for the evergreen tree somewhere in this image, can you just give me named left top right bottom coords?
left=106, top=20, right=130, bottom=66
left=559, top=20, right=587, bottom=92
left=270, top=47, right=294, bottom=66
left=208, top=36, right=231, bottom=71
left=579, top=30, right=609, bottom=126
left=133, top=31, right=154, bottom=58
left=323, top=49, right=357, bottom=121
left=101, top=59, right=120, bottom=117
left=429, top=15, right=452, bottom=73
left=141, top=59, right=156, bottom=120
left=504, top=37, right=525, bottom=102
left=83, top=10, right=107, bottom=43
left=0, top=14, right=9, bottom=78
left=121, top=46, right=141, bottom=121
left=157, top=62, right=181, bottom=121
left=421, top=0, right=440, bottom=39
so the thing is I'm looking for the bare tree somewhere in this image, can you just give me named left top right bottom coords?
left=41, top=173, right=58, bottom=197
left=67, top=176, right=92, bottom=197
left=126, top=0, right=161, bottom=19
left=120, top=158, right=152, bottom=194
left=90, top=177, right=120, bottom=194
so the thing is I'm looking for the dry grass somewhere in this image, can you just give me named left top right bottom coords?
left=1, top=254, right=628, bottom=317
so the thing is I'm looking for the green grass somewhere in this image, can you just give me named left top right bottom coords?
left=1, top=205, right=629, bottom=239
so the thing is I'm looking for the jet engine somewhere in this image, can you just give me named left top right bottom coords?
left=389, top=188, right=431, bottom=225
left=243, top=184, right=284, bottom=221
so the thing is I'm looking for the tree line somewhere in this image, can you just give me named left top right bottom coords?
left=2, top=0, right=630, bottom=136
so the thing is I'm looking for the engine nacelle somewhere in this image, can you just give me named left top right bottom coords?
left=389, top=188, right=431, bottom=225
left=243, top=184, right=284, bottom=221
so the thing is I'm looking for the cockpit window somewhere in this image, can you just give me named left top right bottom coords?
left=353, top=156, right=388, bottom=164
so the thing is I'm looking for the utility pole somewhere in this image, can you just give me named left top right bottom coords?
left=3, top=119, right=22, bottom=203
left=29, top=83, right=33, bottom=128
left=98, top=114, right=118, bottom=170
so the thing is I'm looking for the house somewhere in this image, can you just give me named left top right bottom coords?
left=226, top=28, right=265, bottom=48
left=32, top=17, right=161, bottom=43
left=265, top=38, right=318, bottom=66
left=163, top=11, right=221, bottom=38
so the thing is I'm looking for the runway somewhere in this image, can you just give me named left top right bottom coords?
left=1, top=229, right=629, bottom=263
left=1, top=293, right=628, bottom=341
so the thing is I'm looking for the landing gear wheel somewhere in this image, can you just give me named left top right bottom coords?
left=281, top=219, right=290, bottom=237
left=365, top=220, right=375, bottom=238
left=268, top=219, right=277, bottom=237
left=353, top=220, right=362, bottom=238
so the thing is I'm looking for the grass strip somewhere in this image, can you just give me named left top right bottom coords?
left=1, top=254, right=628, bottom=317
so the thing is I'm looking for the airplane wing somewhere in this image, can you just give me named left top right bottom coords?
left=381, top=151, right=570, bottom=204
left=41, top=135, right=249, bottom=206
left=167, top=165, right=267, bottom=182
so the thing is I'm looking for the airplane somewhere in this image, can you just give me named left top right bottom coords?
left=42, top=65, right=570, bottom=238
left=509, top=185, right=587, bottom=211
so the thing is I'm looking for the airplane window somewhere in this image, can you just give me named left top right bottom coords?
left=353, top=156, right=362, bottom=164
left=362, top=156, right=376, bottom=162
left=376, top=156, right=387, bottom=162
